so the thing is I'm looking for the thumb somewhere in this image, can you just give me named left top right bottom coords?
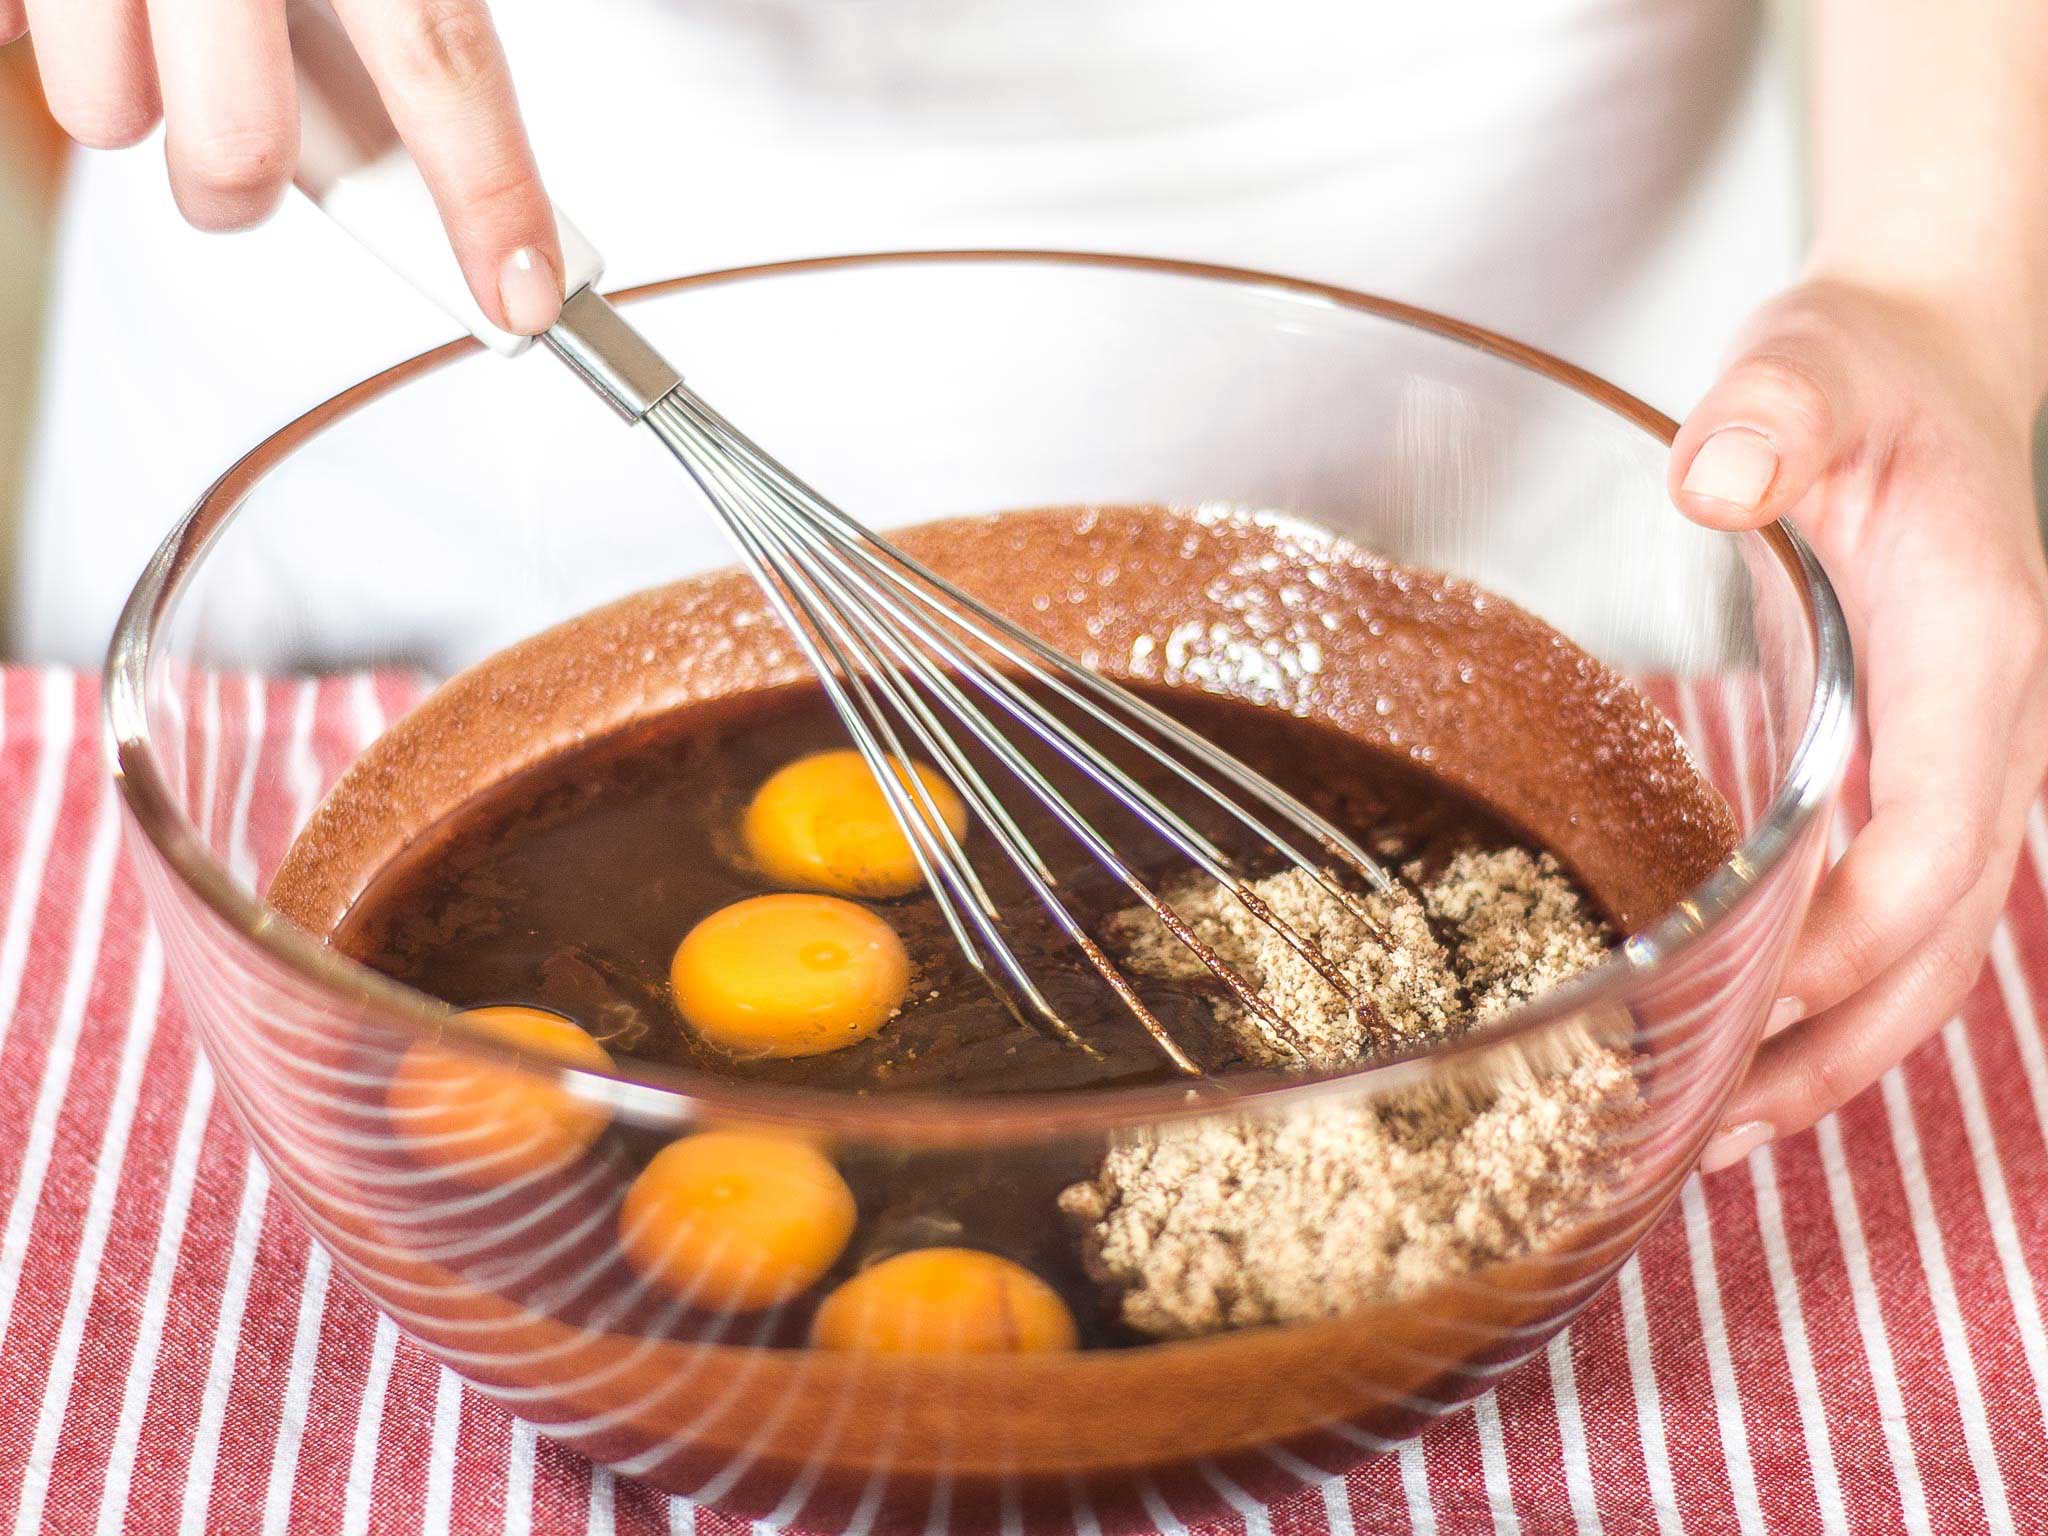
left=1669, top=331, right=1859, bottom=531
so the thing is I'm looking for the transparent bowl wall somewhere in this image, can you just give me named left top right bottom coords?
left=109, top=254, right=1852, bottom=1530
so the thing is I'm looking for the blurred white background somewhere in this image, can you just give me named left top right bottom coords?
left=0, top=18, right=2041, bottom=657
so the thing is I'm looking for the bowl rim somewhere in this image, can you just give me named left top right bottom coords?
left=105, top=248, right=1856, bottom=1143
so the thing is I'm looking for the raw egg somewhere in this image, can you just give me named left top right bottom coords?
left=619, top=1131, right=856, bottom=1311
left=809, top=1248, right=1079, bottom=1354
left=742, top=749, right=968, bottom=897
left=671, top=893, right=909, bottom=1058
left=387, top=1005, right=612, bottom=1187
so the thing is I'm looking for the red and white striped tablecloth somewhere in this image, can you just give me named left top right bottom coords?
left=1, top=664, right=2044, bottom=1535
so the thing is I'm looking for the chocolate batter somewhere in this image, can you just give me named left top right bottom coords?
left=257, top=503, right=1746, bottom=1490
left=274, top=505, right=1734, bottom=955
left=332, top=685, right=1566, bottom=1094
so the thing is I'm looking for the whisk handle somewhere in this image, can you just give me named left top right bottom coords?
left=286, top=0, right=605, bottom=357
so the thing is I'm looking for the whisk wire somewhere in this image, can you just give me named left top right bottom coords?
left=662, top=417, right=1039, bottom=1000
left=735, top=468, right=1361, bottom=1055
left=746, top=488, right=1270, bottom=1073
left=746, top=511, right=1216, bottom=1068
left=661, top=386, right=1397, bottom=912
left=676, top=410, right=1216, bottom=1071
left=645, top=382, right=1402, bottom=1076
left=663, top=405, right=1115, bottom=1059
left=663, top=387, right=1393, bottom=988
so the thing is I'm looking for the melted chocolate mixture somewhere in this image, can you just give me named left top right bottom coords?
left=334, top=684, right=1585, bottom=1095
left=271, top=506, right=1740, bottom=1359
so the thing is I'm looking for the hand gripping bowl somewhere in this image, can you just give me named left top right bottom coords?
left=107, top=253, right=1853, bottom=1530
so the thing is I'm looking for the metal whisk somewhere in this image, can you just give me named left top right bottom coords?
left=546, top=291, right=1398, bottom=1076
left=287, top=0, right=1398, bottom=1075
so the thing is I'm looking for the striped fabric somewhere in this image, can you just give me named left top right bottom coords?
left=0, top=664, right=2044, bottom=1535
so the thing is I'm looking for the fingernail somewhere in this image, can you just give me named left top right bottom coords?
left=497, top=245, right=562, bottom=336
left=1682, top=427, right=1778, bottom=512
left=1700, top=1120, right=1772, bottom=1173
left=1764, top=996, right=1804, bottom=1038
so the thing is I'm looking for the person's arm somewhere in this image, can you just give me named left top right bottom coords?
left=1678, top=0, right=2048, bottom=1169
left=2, top=0, right=566, bottom=336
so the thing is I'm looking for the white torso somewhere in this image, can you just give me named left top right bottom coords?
left=16, top=0, right=1798, bottom=664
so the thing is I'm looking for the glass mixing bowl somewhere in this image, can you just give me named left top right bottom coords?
left=106, top=253, right=1853, bottom=1530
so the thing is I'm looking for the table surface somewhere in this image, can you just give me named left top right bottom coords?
left=0, top=666, right=2044, bottom=1536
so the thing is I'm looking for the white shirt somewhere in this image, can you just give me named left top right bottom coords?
left=16, top=0, right=1799, bottom=665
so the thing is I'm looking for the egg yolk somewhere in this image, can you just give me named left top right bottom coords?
left=809, top=1248, right=1079, bottom=1355
left=671, top=893, right=910, bottom=1058
left=619, top=1131, right=856, bottom=1311
left=387, top=1005, right=612, bottom=1187
left=742, top=750, right=968, bottom=898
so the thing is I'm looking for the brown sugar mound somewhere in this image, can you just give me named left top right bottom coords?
left=1058, top=1042, right=1637, bottom=1337
left=1426, top=848, right=1612, bottom=1022
left=1063, top=845, right=1634, bottom=1337
left=1103, top=871, right=1461, bottom=1069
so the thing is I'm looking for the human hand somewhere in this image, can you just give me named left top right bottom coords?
left=2, top=0, right=565, bottom=334
left=1670, top=276, right=2048, bottom=1170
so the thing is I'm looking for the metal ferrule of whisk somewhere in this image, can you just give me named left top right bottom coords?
left=546, top=285, right=1399, bottom=1077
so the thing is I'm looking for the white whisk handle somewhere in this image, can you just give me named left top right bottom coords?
left=288, top=0, right=605, bottom=357
left=315, top=153, right=604, bottom=357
